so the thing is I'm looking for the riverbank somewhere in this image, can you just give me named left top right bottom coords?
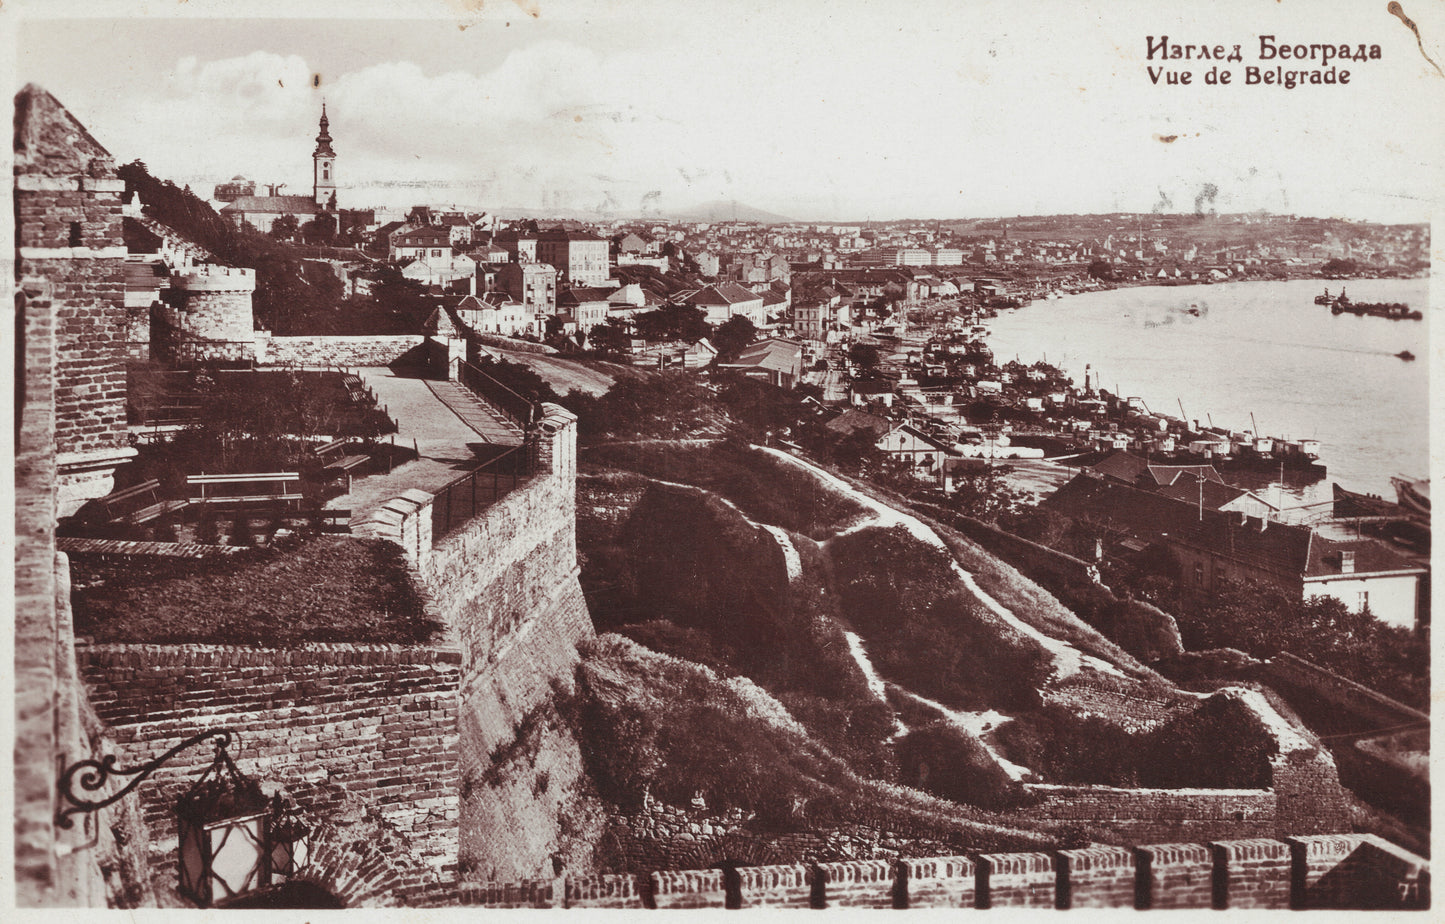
left=980, top=277, right=1428, bottom=504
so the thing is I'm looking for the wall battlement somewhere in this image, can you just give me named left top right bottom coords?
left=424, top=834, right=1427, bottom=910
left=174, top=264, right=256, bottom=291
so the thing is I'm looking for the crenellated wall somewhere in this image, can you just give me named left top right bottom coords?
left=417, top=834, right=1427, bottom=911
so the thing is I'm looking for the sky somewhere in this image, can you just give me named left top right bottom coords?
left=6, top=0, right=1445, bottom=222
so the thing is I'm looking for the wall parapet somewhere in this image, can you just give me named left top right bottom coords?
left=430, top=834, right=1426, bottom=910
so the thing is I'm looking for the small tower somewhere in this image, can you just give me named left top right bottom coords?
left=313, top=101, right=336, bottom=209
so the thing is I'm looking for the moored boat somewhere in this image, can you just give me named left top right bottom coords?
left=1392, top=476, right=1430, bottom=519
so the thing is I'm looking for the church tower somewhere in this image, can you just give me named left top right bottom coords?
left=313, top=101, right=337, bottom=209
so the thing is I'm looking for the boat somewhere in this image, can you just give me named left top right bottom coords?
left=1396, top=350, right=1416, bottom=361
left=1391, top=476, right=1430, bottom=519
left=1324, top=289, right=1422, bottom=320
left=1314, top=288, right=1334, bottom=305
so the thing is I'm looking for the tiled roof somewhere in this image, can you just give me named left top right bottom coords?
left=825, top=408, right=894, bottom=437
left=221, top=195, right=320, bottom=214
left=394, top=226, right=452, bottom=246
left=1304, top=537, right=1426, bottom=579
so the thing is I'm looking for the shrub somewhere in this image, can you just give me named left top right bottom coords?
left=895, top=721, right=1036, bottom=811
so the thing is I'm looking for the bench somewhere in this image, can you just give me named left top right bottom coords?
left=97, top=479, right=190, bottom=524
left=187, top=472, right=303, bottom=508
left=316, top=439, right=371, bottom=491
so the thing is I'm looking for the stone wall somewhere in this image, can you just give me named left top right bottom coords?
left=418, top=834, right=1427, bottom=910
left=1020, top=784, right=1277, bottom=844
left=356, top=405, right=599, bottom=882
left=256, top=333, right=428, bottom=368
left=77, top=642, right=463, bottom=894
left=157, top=266, right=257, bottom=363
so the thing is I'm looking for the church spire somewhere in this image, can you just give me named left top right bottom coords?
left=314, top=100, right=334, bottom=157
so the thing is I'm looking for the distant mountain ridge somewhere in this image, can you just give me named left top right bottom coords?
left=664, top=199, right=794, bottom=224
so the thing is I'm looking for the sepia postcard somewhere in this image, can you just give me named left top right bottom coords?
left=7, top=0, right=1441, bottom=915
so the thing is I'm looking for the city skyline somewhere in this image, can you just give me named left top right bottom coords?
left=9, top=0, right=1445, bottom=223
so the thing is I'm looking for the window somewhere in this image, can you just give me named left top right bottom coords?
left=68, top=221, right=82, bottom=247
left=1357, top=590, right=1369, bottom=612
left=322, top=164, right=330, bottom=180
left=1193, top=562, right=1204, bottom=586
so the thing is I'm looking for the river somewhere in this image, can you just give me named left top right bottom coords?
left=980, top=277, right=1430, bottom=514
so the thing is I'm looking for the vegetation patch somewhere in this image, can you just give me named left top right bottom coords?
left=896, top=721, right=1037, bottom=811
left=563, top=635, right=1087, bottom=853
left=992, top=693, right=1278, bottom=790
left=829, top=525, right=1052, bottom=712
left=71, top=535, right=439, bottom=646
left=586, top=440, right=868, bottom=539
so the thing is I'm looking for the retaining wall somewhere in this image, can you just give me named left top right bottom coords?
left=1021, top=784, right=1277, bottom=844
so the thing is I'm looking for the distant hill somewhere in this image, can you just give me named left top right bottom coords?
left=665, top=199, right=794, bottom=224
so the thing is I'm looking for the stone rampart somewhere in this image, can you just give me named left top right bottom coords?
left=422, top=834, right=1426, bottom=910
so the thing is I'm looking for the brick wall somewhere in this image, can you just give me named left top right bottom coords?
left=257, top=334, right=428, bottom=368
left=431, top=834, right=1427, bottom=909
left=77, top=643, right=462, bottom=897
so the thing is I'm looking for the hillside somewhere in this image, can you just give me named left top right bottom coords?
left=564, top=439, right=1337, bottom=866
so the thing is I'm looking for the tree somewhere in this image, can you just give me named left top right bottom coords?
left=300, top=213, right=337, bottom=246
left=848, top=343, right=881, bottom=373
left=1087, top=259, right=1116, bottom=281
left=270, top=213, right=300, bottom=242
left=589, top=318, right=632, bottom=357
left=711, top=315, right=757, bottom=362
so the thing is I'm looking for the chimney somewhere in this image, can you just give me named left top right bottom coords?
left=1340, top=550, right=1355, bottom=574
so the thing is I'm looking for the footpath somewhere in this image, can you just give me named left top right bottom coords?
left=326, top=369, right=525, bottom=524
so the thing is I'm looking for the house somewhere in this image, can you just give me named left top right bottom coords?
left=391, top=226, right=453, bottom=263
left=1044, top=474, right=1428, bottom=629
left=220, top=194, right=320, bottom=235
left=455, top=293, right=533, bottom=338
left=850, top=379, right=895, bottom=407
left=557, top=286, right=612, bottom=334
left=824, top=408, right=894, bottom=440
left=875, top=423, right=954, bottom=478
left=401, top=251, right=476, bottom=290
left=497, top=261, right=557, bottom=316
left=1090, top=452, right=1278, bottom=518
left=536, top=229, right=610, bottom=286
left=681, top=282, right=767, bottom=326
left=727, top=337, right=805, bottom=388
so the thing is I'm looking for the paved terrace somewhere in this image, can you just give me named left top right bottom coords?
left=326, top=368, right=525, bottom=525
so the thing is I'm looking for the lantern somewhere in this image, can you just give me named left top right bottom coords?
left=267, top=794, right=313, bottom=883
left=175, top=741, right=272, bottom=907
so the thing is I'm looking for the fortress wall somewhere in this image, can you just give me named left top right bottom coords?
left=360, top=405, right=597, bottom=882
left=77, top=642, right=462, bottom=890
left=17, top=174, right=136, bottom=510
left=258, top=334, right=428, bottom=368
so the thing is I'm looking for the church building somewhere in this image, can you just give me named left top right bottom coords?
left=220, top=103, right=337, bottom=233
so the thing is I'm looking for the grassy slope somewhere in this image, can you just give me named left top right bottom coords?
left=570, top=634, right=1098, bottom=853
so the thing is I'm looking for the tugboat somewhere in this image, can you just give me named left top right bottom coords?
left=1397, top=350, right=1416, bottom=361
left=1314, top=287, right=1335, bottom=305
